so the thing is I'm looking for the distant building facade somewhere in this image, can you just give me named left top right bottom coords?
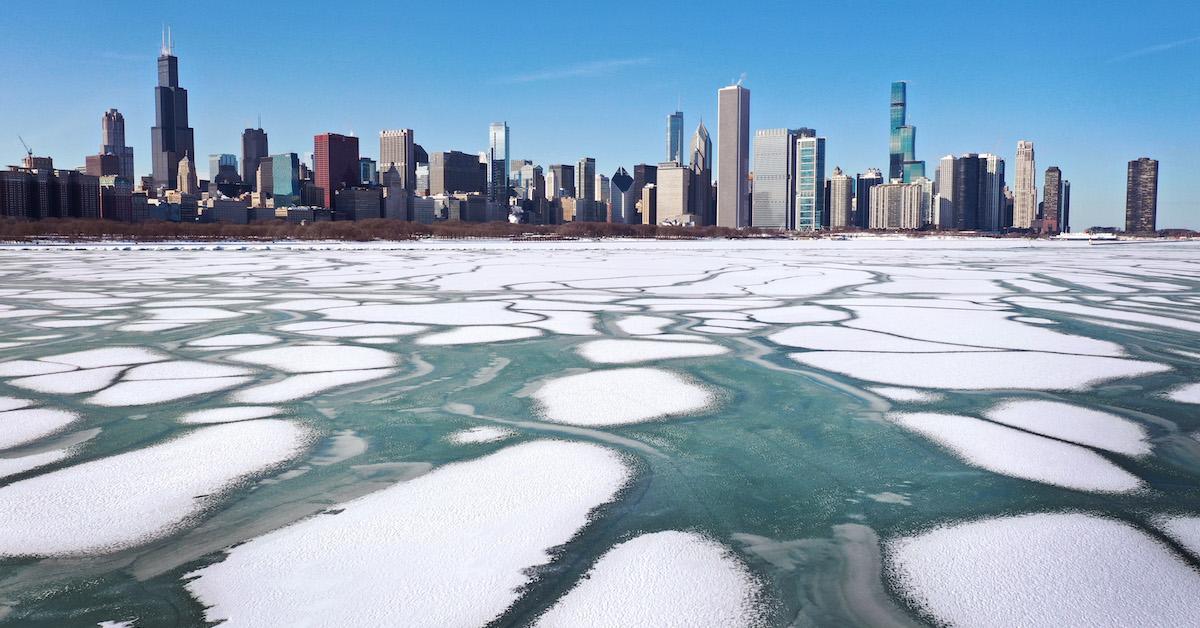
left=717, top=83, right=750, bottom=227
left=313, top=133, right=359, bottom=208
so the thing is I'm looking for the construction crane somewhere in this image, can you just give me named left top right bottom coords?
left=18, top=135, right=32, bottom=161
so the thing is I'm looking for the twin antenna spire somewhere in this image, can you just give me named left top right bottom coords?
left=160, top=24, right=174, bottom=56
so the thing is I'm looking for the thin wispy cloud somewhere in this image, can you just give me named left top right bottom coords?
left=497, top=57, right=653, bottom=84
left=1109, top=35, right=1200, bottom=62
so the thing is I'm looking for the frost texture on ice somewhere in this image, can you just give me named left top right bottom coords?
left=888, top=412, right=1141, bottom=493
left=179, top=406, right=284, bottom=425
left=534, top=368, right=715, bottom=426
left=185, top=440, right=630, bottom=627
left=576, top=339, right=729, bottom=364
left=791, top=351, right=1169, bottom=391
left=536, top=530, right=763, bottom=628
left=985, top=400, right=1150, bottom=456
left=0, top=408, right=80, bottom=451
left=0, top=419, right=310, bottom=556
left=447, top=426, right=514, bottom=444
left=887, top=513, right=1200, bottom=628
left=231, top=368, right=395, bottom=403
left=1167, top=383, right=1200, bottom=404
left=416, top=326, right=542, bottom=346
left=227, top=345, right=397, bottom=372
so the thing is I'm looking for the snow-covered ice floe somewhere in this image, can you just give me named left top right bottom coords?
left=887, top=512, right=1200, bottom=627
left=984, top=399, right=1150, bottom=456
left=226, top=345, right=397, bottom=372
left=446, top=426, right=515, bottom=444
left=231, top=368, right=396, bottom=403
left=1157, top=516, right=1200, bottom=558
left=0, top=419, right=311, bottom=556
left=1166, top=382, right=1200, bottom=404
left=535, top=530, right=763, bottom=628
left=791, top=351, right=1169, bottom=391
left=533, top=368, right=715, bottom=426
left=187, top=333, right=280, bottom=348
left=184, top=440, right=629, bottom=627
left=614, top=315, right=674, bottom=336
left=576, top=339, right=729, bottom=364
left=869, top=387, right=944, bottom=403
left=888, top=412, right=1141, bottom=493
left=0, top=408, right=80, bottom=451
left=178, top=406, right=284, bottom=425
left=416, top=326, right=542, bottom=346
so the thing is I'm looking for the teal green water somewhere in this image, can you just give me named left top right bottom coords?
left=0, top=243, right=1198, bottom=627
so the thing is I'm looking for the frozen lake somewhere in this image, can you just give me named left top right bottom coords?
left=0, top=239, right=1198, bottom=627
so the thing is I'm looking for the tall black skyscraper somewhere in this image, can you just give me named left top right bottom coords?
left=150, top=28, right=195, bottom=190
left=242, top=127, right=269, bottom=190
left=1125, top=157, right=1159, bottom=233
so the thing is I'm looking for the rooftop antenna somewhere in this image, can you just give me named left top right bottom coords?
left=257, top=113, right=262, bottom=129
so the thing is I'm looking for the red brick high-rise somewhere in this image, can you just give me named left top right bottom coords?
left=313, top=133, right=359, bottom=208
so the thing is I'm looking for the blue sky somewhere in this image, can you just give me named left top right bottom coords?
left=2, top=1, right=1197, bottom=229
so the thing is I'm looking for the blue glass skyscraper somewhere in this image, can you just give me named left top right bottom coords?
left=666, top=111, right=684, bottom=163
left=889, top=81, right=924, bottom=183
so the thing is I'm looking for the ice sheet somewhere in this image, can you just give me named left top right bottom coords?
left=231, top=368, right=395, bottom=403
left=416, top=326, right=542, bottom=345
left=0, top=419, right=311, bottom=556
left=576, top=339, right=729, bottom=364
left=888, top=412, right=1141, bottom=492
left=185, top=440, right=630, bottom=627
left=534, top=368, right=715, bottom=426
left=227, top=345, right=397, bottom=372
left=887, top=513, right=1200, bottom=627
left=0, top=408, right=80, bottom=451
left=535, top=530, right=763, bottom=628
left=984, top=400, right=1150, bottom=456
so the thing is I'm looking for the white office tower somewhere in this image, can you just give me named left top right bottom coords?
left=828, top=167, right=854, bottom=229
left=1013, top=140, right=1037, bottom=228
left=750, top=128, right=798, bottom=229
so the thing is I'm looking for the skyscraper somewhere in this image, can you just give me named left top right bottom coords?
left=488, top=122, right=510, bottom=203
left=575, top=157, right=596, bottom=201
left=430, top=151, right=485, bottom=196
left=717, top=82, right=750, bottom=228
left=632, top=164, right=658, bottom=220
left=889, top=81, right=923, bottom=183
left=1042, top=166, right=1064, bottom=234
left=1125, top=157, right=1159, bottom=233
left=177, top=154, right=198, bottom=195
left=794, top=131, right=826, bottom=231
left=828, top=167, right=854, bottom=229
left=150, top=28, right=195, bottom=190
left=750, top=128, right=798, bottom=229
left=656, top=161, right=690, bottom=222
left=241, top=127, right=268, bottom=190
left=611, top=168, right=635, bottom=224
left=547, top=164, right=575, bottom=199
left=272, top=153, right=301, bottom=207
left=380, top=129, right=416, bottom=192
left=1061, top=180, right=1071, bottom=233
left=209, top=154, right=238, bottom=180
left=933, top=155, right=956, bottom=229
left=855, top=169, right=884, bottom=228
left=102, top=108, right=135, bottom=182
left=689, top=121, right=713, bottom=225
left=313, top=133, right=360, bottom=208
left=980, top=153, right=1006, bottom=231
left=666, top=110, right=684, bottom=163
left=1013, top=140, right=1037, bottom=228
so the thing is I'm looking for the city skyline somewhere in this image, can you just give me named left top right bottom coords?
left=1, top=1, right=1197, bottom=229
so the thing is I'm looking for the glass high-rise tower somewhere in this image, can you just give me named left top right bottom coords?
left=666, top=111, right=684, bottom=163
left=888, top=81, right=923, bottom=183
left=488, top=122, right=509, bottom=204
left=150, top=28, right=195, bottom=190
left=794, top=131, right=826, bottom=231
